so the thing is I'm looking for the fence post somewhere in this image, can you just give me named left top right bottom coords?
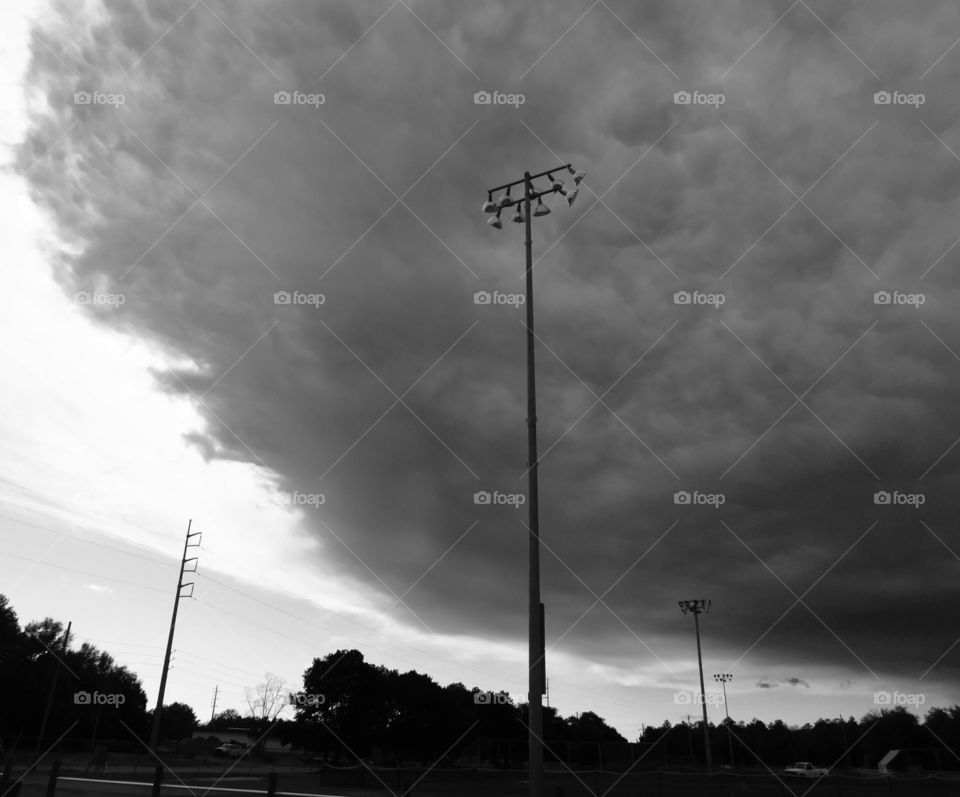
left=44, top=760, right=60, bottom=797
left=266, top=771, right=277, bottom=796
left=151, top=764, right=163, bottom=797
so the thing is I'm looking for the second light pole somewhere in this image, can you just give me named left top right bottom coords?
left=714, top=672, right=734, bottom=768
left=679, top=599, right=712, bottom=773
left=484, top=163, right=584, bottom=797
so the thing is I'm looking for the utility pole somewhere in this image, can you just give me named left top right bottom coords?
left=210, top=685, right=220, bottom=722
left=149, top=520, right=201, bottom=749
left=35, top=621, right=71, bottom=757
left=484, top=162, right=584, bottom=797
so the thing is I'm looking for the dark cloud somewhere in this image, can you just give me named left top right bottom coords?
left=20, top=0, right=960, bottom=711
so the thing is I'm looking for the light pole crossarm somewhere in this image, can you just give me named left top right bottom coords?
left=487, top=164, right=572, bottom=194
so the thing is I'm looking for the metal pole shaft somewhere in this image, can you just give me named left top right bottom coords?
left=723, top=681, right=733, bottom=767
left=149, top=520, right=191, bottom=748
left=35, top=621, right=71, bottom=757
left=693, top=611, right=711, bottom=773
left=524, top=171, right=543, bottom=797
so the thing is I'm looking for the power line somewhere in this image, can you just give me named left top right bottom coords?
left=0, top=475, right=175, bottom=543
left=0, top=550, right=169, bottom=593
left=0, top=511, right=174, bottom=567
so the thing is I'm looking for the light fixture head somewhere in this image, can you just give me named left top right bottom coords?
left=482, top=196, right=497, bottom=214
left=568, top=165, right=585, bottom=184
left=565, top=187, right=579, bottom=206
left=498, top=189, right=512, bottom=208
left=486, top=210, right=502, bottom=229
left=511, top=205, right=524, bottom=223
left=533, top=197, right=551, bottom=217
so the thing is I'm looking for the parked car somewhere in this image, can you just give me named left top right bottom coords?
left=785, top=761, right=829, bottom=777
left=213, top=742, right=248, bottom=758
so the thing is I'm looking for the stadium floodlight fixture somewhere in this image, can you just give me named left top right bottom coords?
left=512, top=204, right=524, bottom=223
left=482, top=193, right=497, bottom=214
left=487, top=209, right=503, bottom=229
left=498, top=188, right=513, bottom=208
left=679, top=599, right=711, bottom=615
left=533, top=197, right=551, bottom=217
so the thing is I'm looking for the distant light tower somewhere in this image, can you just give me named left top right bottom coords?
left=484, top=162, right=584, bottom=797
left=679, top=599, right=712, bottom=773
left=714, top=672, right=734, bottom=768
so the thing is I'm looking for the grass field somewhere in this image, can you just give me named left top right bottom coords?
left=5, top=760, right=960, bottom=797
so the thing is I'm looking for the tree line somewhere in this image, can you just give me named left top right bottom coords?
left=2, top=594, right=958, bottom=771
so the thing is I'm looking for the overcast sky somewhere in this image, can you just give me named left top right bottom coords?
left=4, top=0, right=960, bottom=739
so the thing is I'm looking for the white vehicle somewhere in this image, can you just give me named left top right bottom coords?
left=784, top=761, right=828, bottom=777
left=213, top=742, right=248, bottom=759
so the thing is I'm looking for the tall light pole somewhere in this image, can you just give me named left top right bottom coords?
left=714, top=672, right=733, bottom=768
left=484, top=163, right=584, bottom=797
left=679, top=599, right=712, bottom=773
